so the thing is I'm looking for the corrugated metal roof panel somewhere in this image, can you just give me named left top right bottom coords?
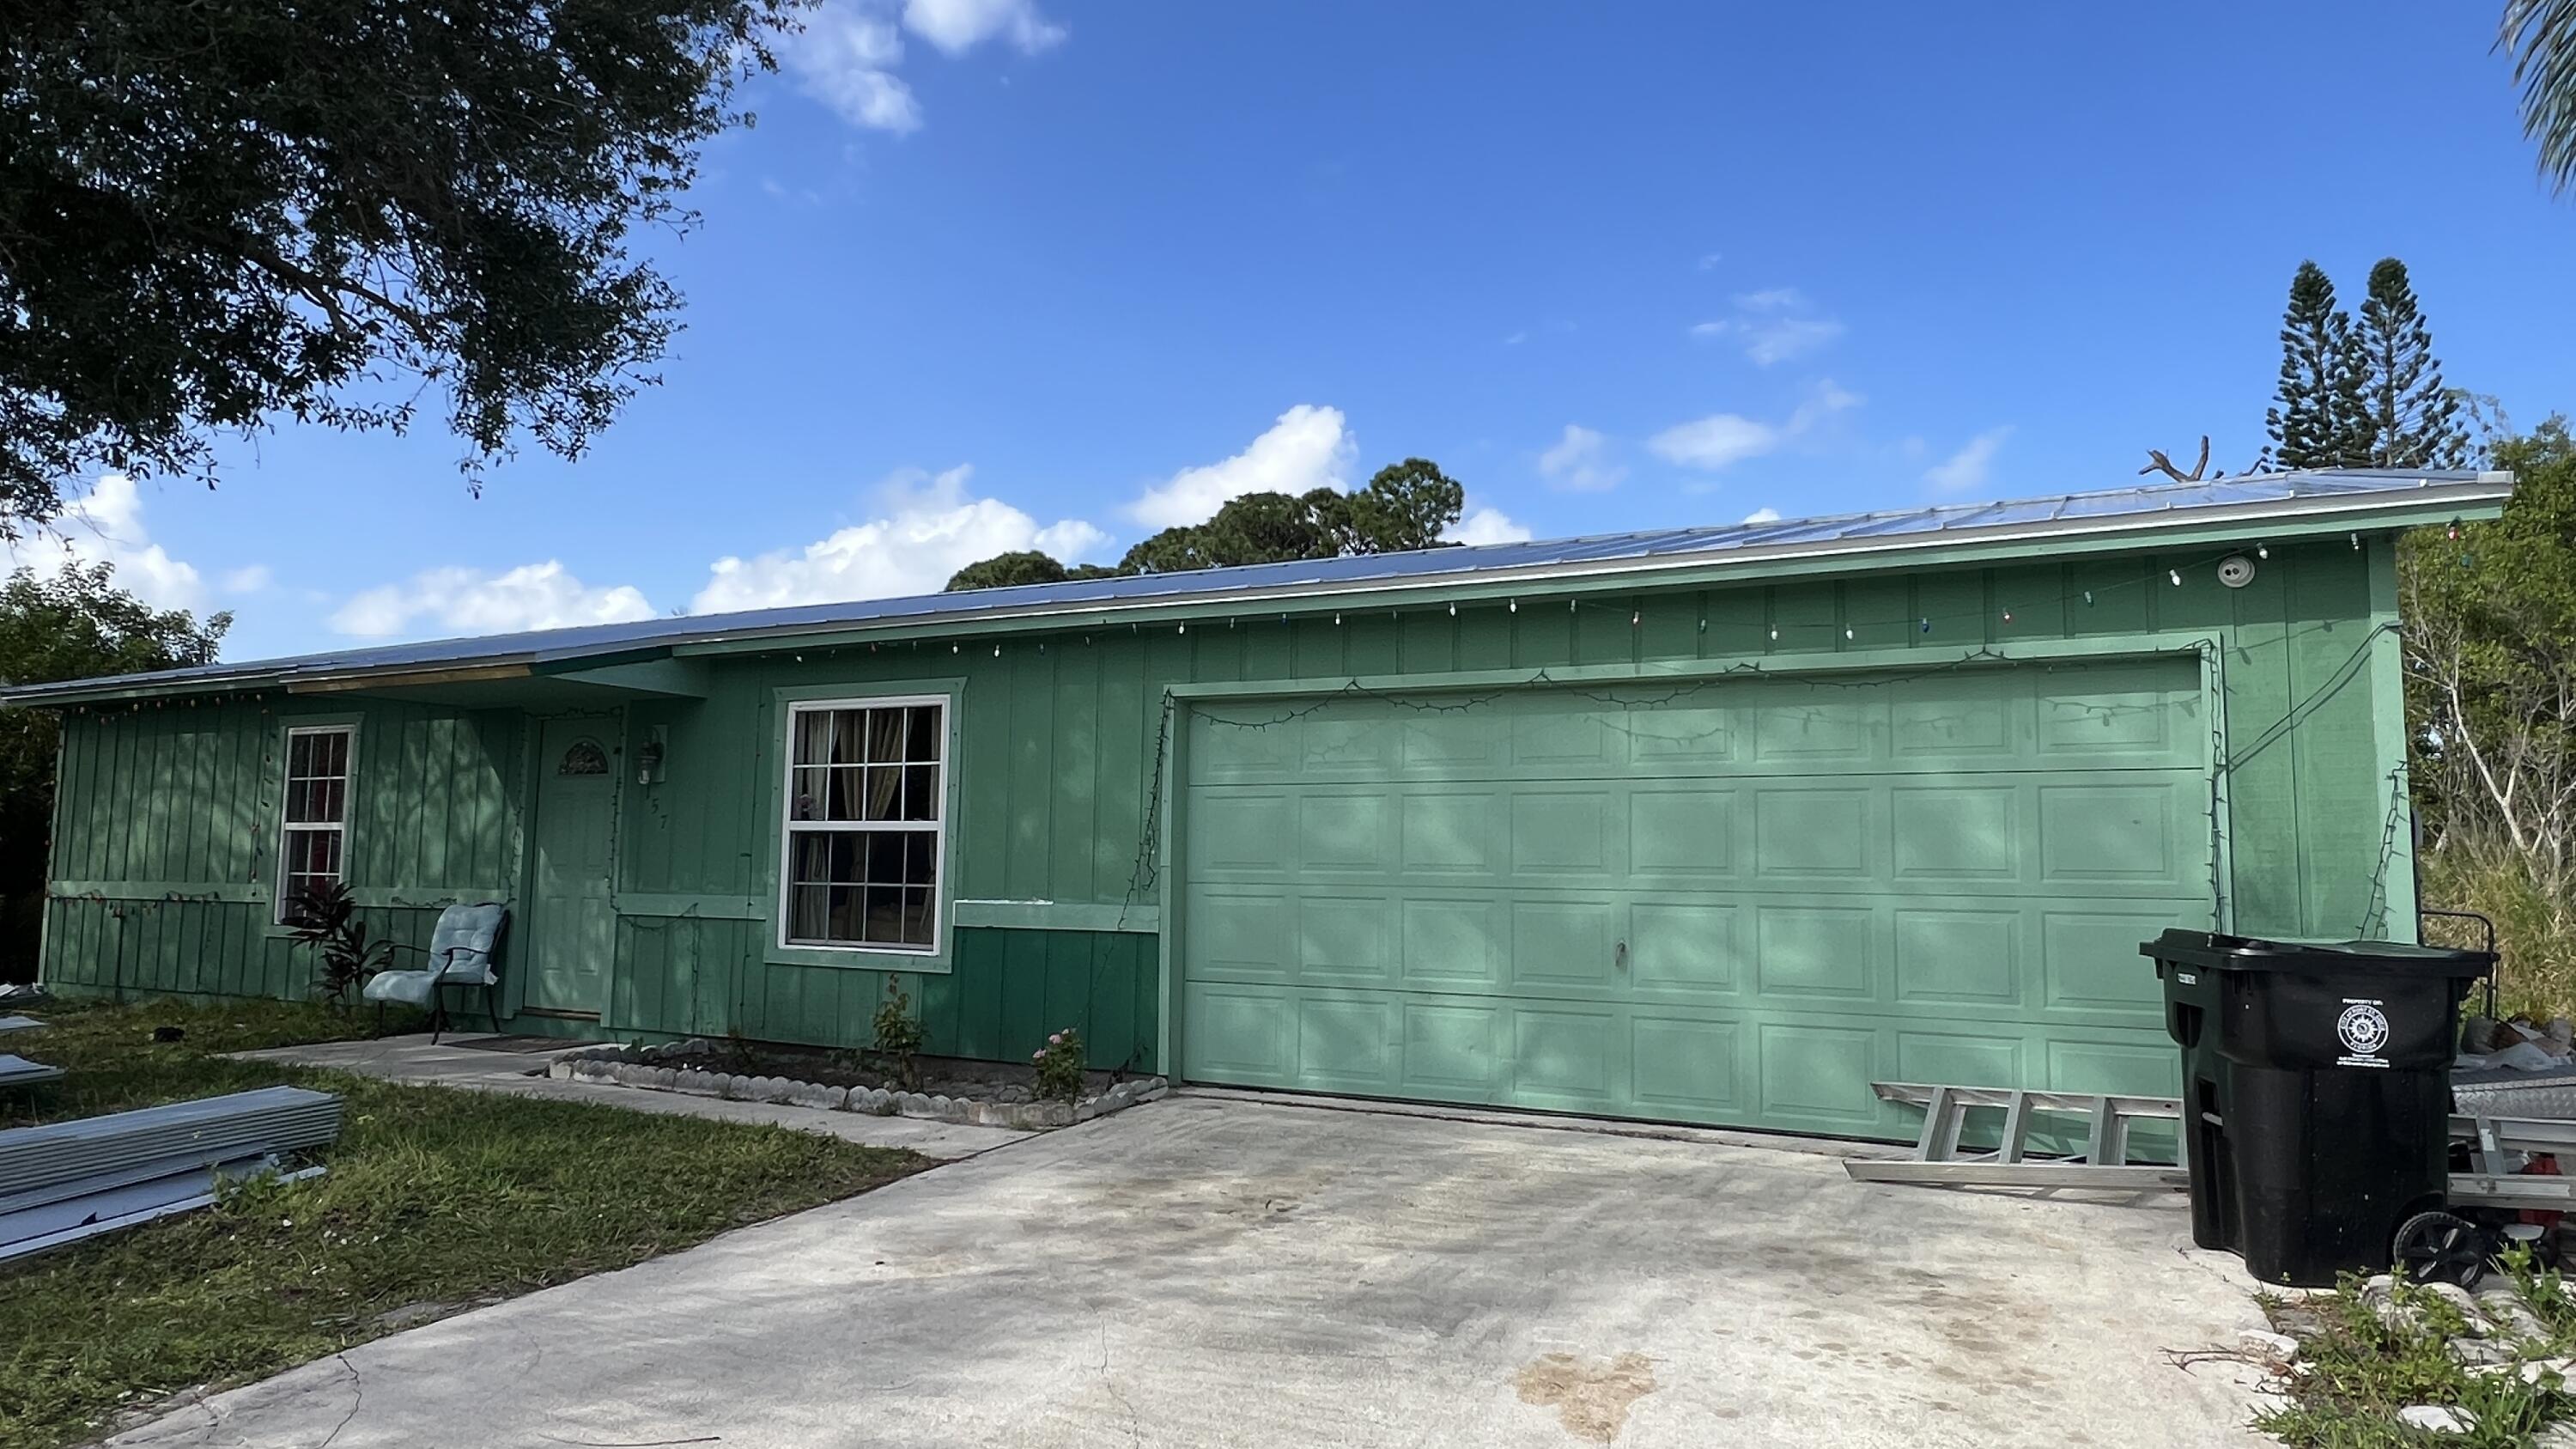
left=0, top=467, right=2510, bottom=703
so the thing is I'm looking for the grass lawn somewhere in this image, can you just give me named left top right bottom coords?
left=1, top=999, right=929, bottom=1449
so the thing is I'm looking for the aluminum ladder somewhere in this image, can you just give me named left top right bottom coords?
left=1841, top=1081, right=2190, bottom=1190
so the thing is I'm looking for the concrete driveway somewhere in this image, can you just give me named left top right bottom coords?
left=116, top=1094, right=2268, bottom=1448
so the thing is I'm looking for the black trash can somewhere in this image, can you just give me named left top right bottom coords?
left=2142, top=929, right=2495, bottom=1288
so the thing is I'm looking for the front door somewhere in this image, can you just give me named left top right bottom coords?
left=524, top=717, right=617, bottom=1014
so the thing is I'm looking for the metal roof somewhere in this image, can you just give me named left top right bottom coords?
left=0, top=467, right=2513, bottom=706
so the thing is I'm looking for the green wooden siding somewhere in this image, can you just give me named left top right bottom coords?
left=39, top=542, right=2415, bottom=1092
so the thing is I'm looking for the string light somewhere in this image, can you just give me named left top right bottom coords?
left=1632, top=610, right=1642, bottom=626
left=2169, top=569, right=2182, bottom=587
left=1843, top=626, right=1855, bottom=641
left=1177, top=622, right=1185, bottom=635
left=2257, top=544, right=2269, bottom=559
left=1509, top=599, right=1518, bottom=613
left=1449, top=602, right=1456, bottom=617
left=1919, top=618, right=1931, bottom=634
left=2350, top=532, right=2360, bottom=551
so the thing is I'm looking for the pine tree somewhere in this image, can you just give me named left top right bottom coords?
left=2354, top=259, right=2468, bottom=469
left=2261, top=261, right=2371, bottom=471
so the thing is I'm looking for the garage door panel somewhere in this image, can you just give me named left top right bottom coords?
left=1296, top=997, right=1400, bottom=1093
left=1399, top=791, right=1500, bottom=875
left=1187, top=792, right=1292, bottom=873
left=1753, top=700, right=1881, bottom=764
left=1400, top=898, right=1505, bottom=989
left=1625, top=901, right=1743, bottom=995
left=2042, top=907, right=2198, bottom=1019
left=1514, top=1008, right=1621, bottom=1110
left=2039, top=782, right=2191, bottom=885
left=1891, top=784, right=2020, bottom=881
left=1892, top=690, right=2019, bottom=759
left=1510, top=791, right=1615, bottom=876
left=1896, top=1028, right=2027, bottom=1095
left=1892, top=908, right=2020, bottom=1006
left=1629, top=786, right=1737, bottom=876
left=1297, top=894, right=1395, bottom=987
left=1754, top=788, right=1874, bottom=879
left=1180, top=665, right=2210, bottom=1139
left=1297, top=792, right=1391, bottom=872
left=1630, top=1014, right=1745, bottom=1115
left=1757, top=1021, right=1887, bottom=1131
left=1508, top=900, right=1619, bottom=991
left=1752, top=904, right=1877, bottom=999
left=1403, top=1002, right=1504, bottom=1094
left=1184, top=983, right=1300, bottom=1083
left=1188, top=889, right=1292, bottom=980
left=1623, top=705, right=1736, bottom=766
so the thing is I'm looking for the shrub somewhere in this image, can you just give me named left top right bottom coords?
left=1030, top=1026, right=1085, bottom=1104
left=283, top=880, right=394, bottom=1006
left=872, top=975, right=927, bottom=1089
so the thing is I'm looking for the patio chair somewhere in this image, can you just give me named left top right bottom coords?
left=362, top=902, right=508, bottom=1043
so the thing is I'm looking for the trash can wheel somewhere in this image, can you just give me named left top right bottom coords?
left=2393, top=1209, right=2489, bottom=1288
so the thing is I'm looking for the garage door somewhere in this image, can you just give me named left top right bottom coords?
left=1175, top=661, right=2214, bottom=1139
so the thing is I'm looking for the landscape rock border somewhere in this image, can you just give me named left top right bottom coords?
left=548, top=1040, right=1168, bottom=1131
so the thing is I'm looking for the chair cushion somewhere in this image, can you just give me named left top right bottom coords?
left=428, top=902, right=507, bottom=985
left=362, top=970, right=441, bottom=1007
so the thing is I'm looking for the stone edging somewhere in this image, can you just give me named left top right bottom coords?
left=547, top=1041, right=1167, bottom=1131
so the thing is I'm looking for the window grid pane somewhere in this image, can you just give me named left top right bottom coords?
left=278, top=728, right=354, bottom=922
left=782, top=701, right=945, bottom=950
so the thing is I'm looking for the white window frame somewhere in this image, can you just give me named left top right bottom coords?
left=276, top=723, right=356, bottom=925
left=775, top=693, right=951, bottom=958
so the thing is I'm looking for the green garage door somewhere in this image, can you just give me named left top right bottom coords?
left=1176, top=661, right=2214, bottom=1140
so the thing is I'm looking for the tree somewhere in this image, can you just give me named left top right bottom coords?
left=1121, top=489, right=1350, bottom=575
left=2259, top=261, right=2370, bottom=472
left=0, top=0, right=801, bottom=535
left=1340, top=458, right=1465, bottom=554
left=943, top=551, right=1118, bottom=593
left=2400, top=422, right=2576, bottom=997
left=2354, top=259, right=2468, bottom=469
left=2504, top=0, right=2576, bottom=192
left=950, top=458, right=1473, bottom=588
left=0, top=562, right=228, bottom=978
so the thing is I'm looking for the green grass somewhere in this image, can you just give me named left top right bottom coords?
left=0, top=999, right=928, bottom=1449
left=2255, top=1256, right=2576, bottom=1446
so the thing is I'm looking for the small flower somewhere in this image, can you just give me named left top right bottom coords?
left=1048, top=1032, right=1063, bottom=1044
left=1031, top=1050, right=1045, bottom=1062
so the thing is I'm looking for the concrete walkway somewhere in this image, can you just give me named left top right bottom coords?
left=114, top=1093, right=2268, bottom=1449
left=234, top=1033, right=1025, bottom=1160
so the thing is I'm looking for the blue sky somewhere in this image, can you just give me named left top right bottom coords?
left=11, top=1, right=2572, bottom=662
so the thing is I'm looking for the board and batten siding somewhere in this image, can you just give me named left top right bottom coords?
left=40, top=541, right=2414, bottom=1075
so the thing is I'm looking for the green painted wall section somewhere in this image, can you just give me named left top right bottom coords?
left=39, top=541, right=2415, bottom=1075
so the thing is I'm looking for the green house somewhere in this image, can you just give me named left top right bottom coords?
left=6, top=469, right=2510, bottom=1140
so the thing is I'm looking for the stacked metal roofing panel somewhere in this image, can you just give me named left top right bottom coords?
left=0, top=1086, right=343, bottom=1261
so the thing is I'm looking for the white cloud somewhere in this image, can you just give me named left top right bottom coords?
left=1536, top=424, right=1625, bottom=493
left=1649, top=381, right=1861, bottom=472
left=695, top=465, right=1108, bottom=614
left=1647, top=414, right=1779, bottom=471
left=1738, top=317, right=1845, bottom=366
left=784, top=0, right=1064, bottom=132
left=1689, top=287, right=1846, bottom=366
left=220, top=564, right=274, bottom=594
left=5, top=472, right=210, bottom=612
left=1697, top=252, right=1725, bottom=271
left=782, top=6, right=922, bottom=132
left=1741, top=508, right=1783, bottom=525
left=902, top=0, right=1065, bottom=54
left=1126, top=405, right=1355, bottom=530
left=1925, top=427, right=2013, bottom=495
left=330, top=563, right=653, bottom=639
left=1447, top=503, right=1534, bottom=546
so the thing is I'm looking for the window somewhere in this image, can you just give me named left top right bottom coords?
left=277, top=725, right=354, bottom=922
left=558, top=739, right=609, bottom=776
left=780, top=697, right=946, bottom=953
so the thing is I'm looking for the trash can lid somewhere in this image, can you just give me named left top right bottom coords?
left=2140, top=928, right=2496, bottom=977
